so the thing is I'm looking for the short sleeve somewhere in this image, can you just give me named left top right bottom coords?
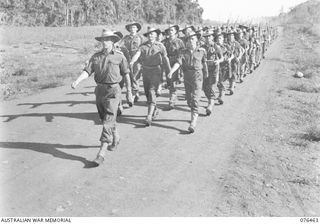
left=120, top=54, right=130, bottom=76
left=83, top=55, right=95, bottom=76
left=160, top=43, right=168, bottom=56
left=176, top=49, right=184, bottom=65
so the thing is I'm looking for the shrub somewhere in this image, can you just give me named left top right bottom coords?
left=12, top=69, right=28, bottom=76
left=287, top=83, right=320, bottom=93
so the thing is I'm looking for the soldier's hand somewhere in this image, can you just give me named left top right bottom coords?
left=71, top=81, right=78, bottom=89
left=167, top=72, right=173, bottom=80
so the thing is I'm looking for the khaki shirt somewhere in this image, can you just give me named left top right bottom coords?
left=138, top=41, right=171, bottom=73
left=162, top=37, right=185, bottom=63
left=238, top=38, right=249, bottom=51
left=202, top=41, right=222, bottom=67
left=84, top=49, right=129, bottom=84
left=177, top=47, right=208, bottom=77
left=226, top=40, right=242, bottom=58
left=120, top=34, right=145, bottom=57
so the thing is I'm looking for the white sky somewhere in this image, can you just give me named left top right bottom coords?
left=198, top=0, right=309, bottom=22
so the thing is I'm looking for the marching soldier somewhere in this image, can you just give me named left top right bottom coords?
left=202, top=29, right=223, bottom=116
left=254, top=29, right=262, bottom=68
left=261, top=29, right=268, bottom=59
left=120, top=22, right=145, bottom=104
left=114, top=31, right=133, bottom=116
left=248, top=36, right=256, bottom=73
left=168, top=31, right=208, bottom=133
left=226, top=31, right=244, bottom=95
left=181, top=25, right=196, bottom=44
left=71, top=29, right=131, bottom=166
left=130, top=27, right=171, bottom=126
left=236, top=30, right=249, bottom=83
left=196, top=26, right=207, bottom=47
left=216, top=32, right=233, bottom=104
left=162, top=24, right=185, bottom=110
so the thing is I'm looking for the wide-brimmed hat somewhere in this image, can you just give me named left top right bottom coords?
left=114, top=31, right=123, bottom=39
left=95, top=29, right=120, bottom=42
left=125, top=22, right=142, bottom=32
left=143, top=27, right=161, bottom=37
left=203, top=29, right=215, bottom=37
left=238, top=24, right=249, bottom=30
left=226, top=31, right=237, bottom=36
left=186, top=31, right=201, bottom=40
left=182, top=25, right=196, bottom=34
left=165, top=24, right=180, bottom=33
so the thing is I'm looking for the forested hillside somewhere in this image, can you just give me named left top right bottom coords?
left=0, top=0, right=204, bottom=26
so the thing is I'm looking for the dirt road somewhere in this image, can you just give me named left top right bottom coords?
left=0, top=29, right=319, bottom=217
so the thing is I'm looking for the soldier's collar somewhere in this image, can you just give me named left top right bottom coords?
left=101, top=48, right=115, bottom=55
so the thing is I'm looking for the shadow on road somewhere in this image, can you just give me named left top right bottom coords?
left=65, top=92, right=93, bottom=96
left=0, top=142, right=99, bottom=168
left=0, top=112, right=101, bottom=124
left=17, top=100, right=95, bottom=108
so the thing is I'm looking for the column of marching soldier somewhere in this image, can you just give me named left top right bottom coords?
left=71, top=22, right=278, bottom=166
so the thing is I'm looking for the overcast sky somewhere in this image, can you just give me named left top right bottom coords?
left=198, top=0, right=309, bottom=22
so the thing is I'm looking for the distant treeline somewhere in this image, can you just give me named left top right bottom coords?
left=0, top=0, right=204, bottom=26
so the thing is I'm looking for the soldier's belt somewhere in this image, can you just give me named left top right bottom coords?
left=142, top=65, right=161, bottom=69
left=183, top=67, right=201, bottom=72
left=97, top=83, right=119, bottom=87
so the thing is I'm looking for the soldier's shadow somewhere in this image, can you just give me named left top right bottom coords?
left=0, top=142, right=99, bottom=169
left=117, top=115, right=190, bottom=134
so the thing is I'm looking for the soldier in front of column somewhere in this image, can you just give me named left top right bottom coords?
left=162, top=24, right=185, bottom=110
left=202, top=29, right=223, bottom=116
left=120, top=22, right=145, bottom=104
left=71, top=29, right=131, bottom=166
left=226, top=31, right=244, bottom=95
left=130, top=28, right=171, bottom=126
left=167, top=32, right=208, bottom=133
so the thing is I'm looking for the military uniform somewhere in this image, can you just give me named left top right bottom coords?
left=254, top=33, right=262, bottom=67
left=120, top=34, right=145, bottom=99
left=216, top=42, right=232, bottom=103
left=84, top=49, right=129, bottom=144
left=139, top=41, right=171, bottom=106
left=226, top=39, right=242, bottom=94
left=237, top=37, right=249, bottom=81
left=176, top=46, right=208, bottom=114
left=202, top=40, right=222, bottom=110
left=248, top=37, right=256, bottom=73
left=162, top=37, right=185, bottom=106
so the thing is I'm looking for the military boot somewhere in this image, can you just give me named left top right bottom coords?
left=206, top=99, right=214, bottom=116
left=108, top=129, right=120, bottom=151
left=93, top=142, right=109, bottom=166
left=126, top=90, right=133, bottom=107
left=188, top=112, right=199, bottom=133
left=145, top=104, right=155, bottom=126
left=168, top=93, right=177, bottom=110
left=134, top=92, right=140, bottom=103
left=117, top=102, right=124, bottom=116
left=152, top=106, right=160, bottom=120
left=217, top=90, right=224, bottom=105
left=229, top=81, right=235, bottom=95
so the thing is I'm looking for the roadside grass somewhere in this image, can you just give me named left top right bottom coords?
left=0, top=24, right=170, bottom=101
left=287, top=83, right=320, bottom=93
left=283, top=24, right=320, bottom=145
left=304, top=124, right=320, bottom=142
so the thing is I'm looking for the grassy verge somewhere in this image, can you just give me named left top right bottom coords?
left=0, top=24, right=169, bottom=101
